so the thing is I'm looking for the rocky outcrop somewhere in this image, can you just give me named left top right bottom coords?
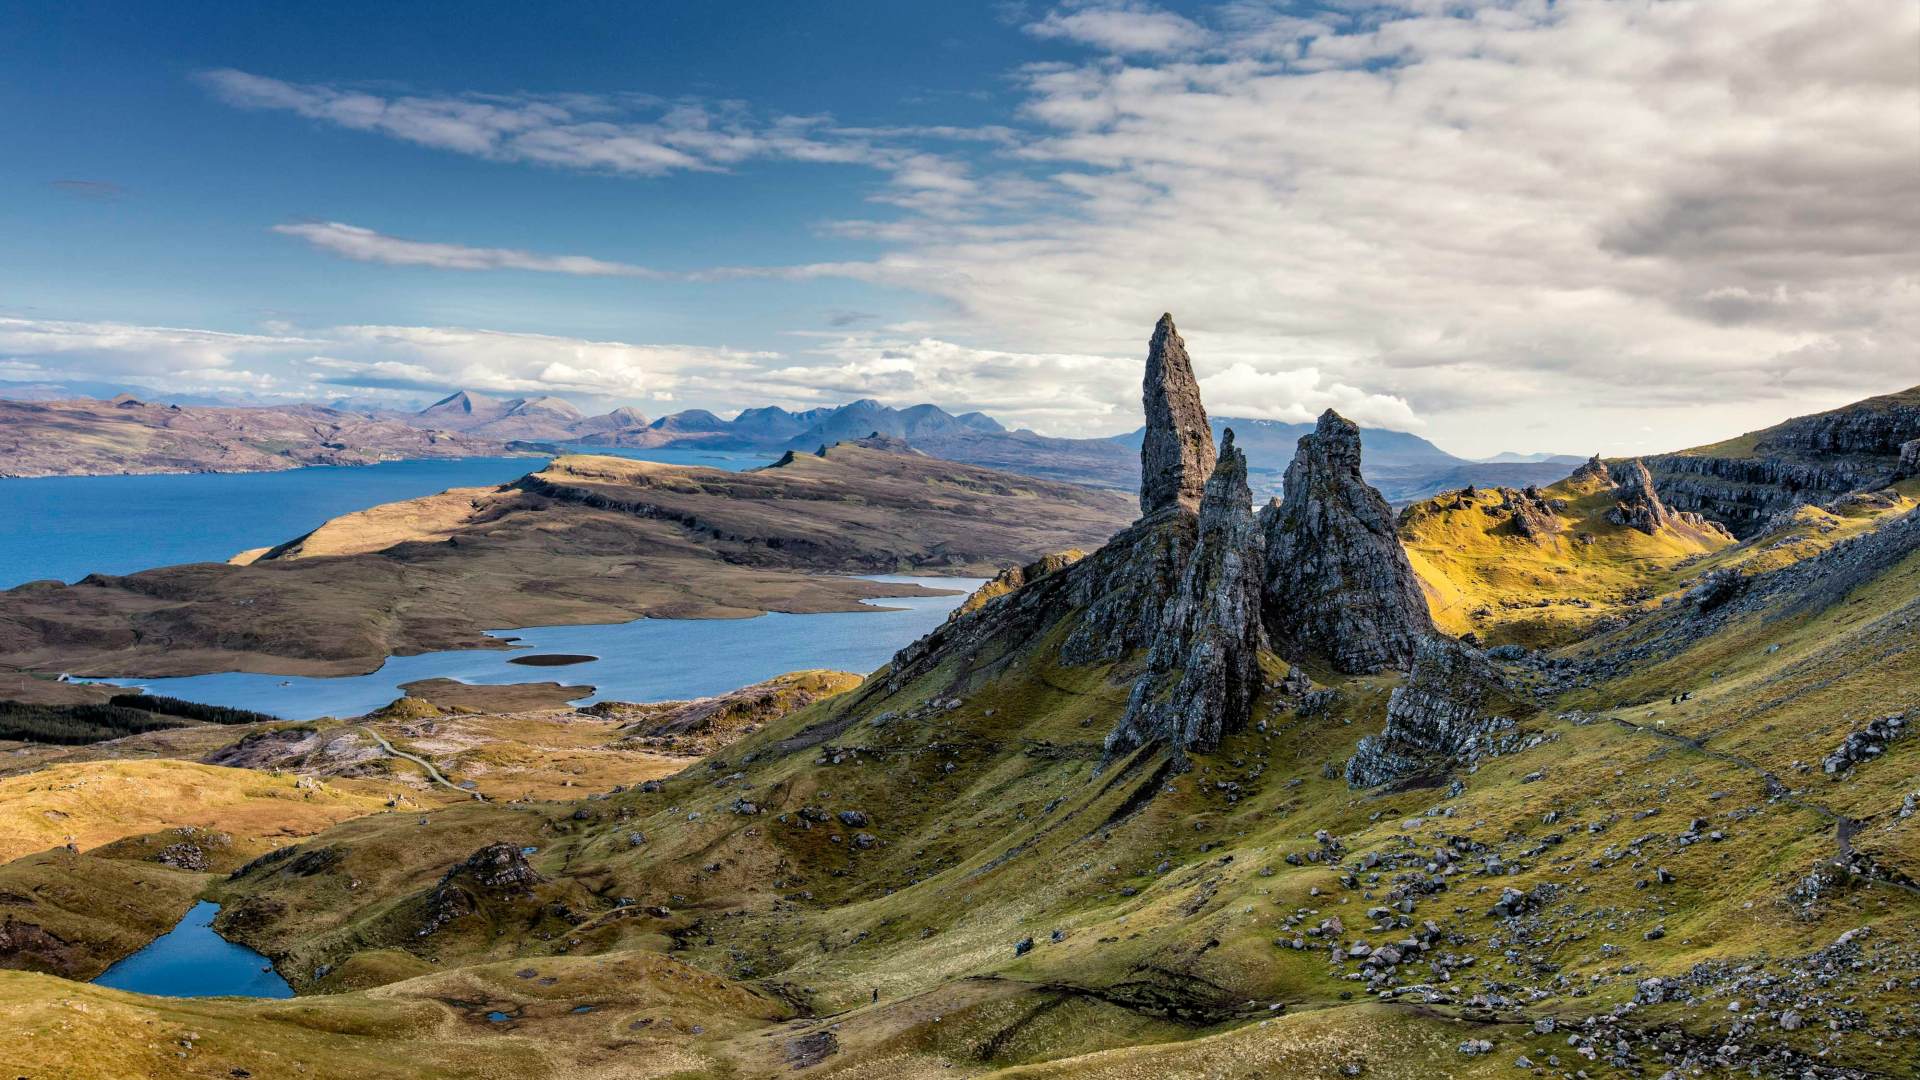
left=1607, top=459, right=1733, bottom=540
left=1636, top=387, right=1920, bottom=537
left=419, top=842, right=545, bottom=936
left=1607, top=459, right=1678, bottom=534
left=1261, top=410, right=1432, bottom=673
left=947, top=551, right=1086, bottom=622
left=1499, top=486, right=1563, bottom=542
left=1569, top=454, right=1610, bottom=488
left=1106, top=432, right=1267, bottom=761
left=1900, top=439, right=1920, bottom=480
left=1138, top=314, right=1217, bottom=519
left=1822, top=713, right=1908, bottom=776
left=1345, top=636, right=1515, bottom=788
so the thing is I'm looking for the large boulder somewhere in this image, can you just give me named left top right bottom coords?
left=1346, top=636, right=1514, bottom=788
left=1261, top=410, right=1432, bottom=673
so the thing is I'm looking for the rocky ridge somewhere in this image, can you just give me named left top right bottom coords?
left=1635, top=386, right=1920, bottom=537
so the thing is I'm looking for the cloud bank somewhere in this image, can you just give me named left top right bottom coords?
left=82, top=2, right=1920, bottom=452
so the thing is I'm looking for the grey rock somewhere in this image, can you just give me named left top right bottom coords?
left=1138, top=313, right=1216, bottom=519
left=1107, top=431, right=1266, bottom=761
left=1261, top=409, right=1432, bottom=673
left=1822, top=713, right=1907, bottom=775
left=1346, top=636, right=1515, bottom=788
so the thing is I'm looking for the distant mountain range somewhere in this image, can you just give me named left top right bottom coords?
left=0, top=383, right=1591, bottom=500
left=399, top=390, right=1582, bottom=503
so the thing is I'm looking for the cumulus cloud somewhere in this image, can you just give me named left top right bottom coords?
left=194, top=0, right=1920, bottom=454
left=1026, top=2, right=1212, bottom=54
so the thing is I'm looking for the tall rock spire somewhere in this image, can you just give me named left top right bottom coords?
left=1139, top=313, right=1216, bottom=519
left=1261, top=409, right=1432, bottom=673
left=1107, top=430, right=1267, bottom=763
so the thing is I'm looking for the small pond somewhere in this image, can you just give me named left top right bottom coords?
left=92, top=901, right=293, bottom=998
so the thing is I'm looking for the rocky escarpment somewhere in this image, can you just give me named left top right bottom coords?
left=1636, top=386, right=1920, bottom=537
left=1138, top=313, right=1217, bottom=518
left=1344, top=636, right=1518, bottom=788
left=1900, top=439, right=1919, bottom=480
left=1106, top=432, right=1267, bottom=760
left=1261, top=410, right=1433, bottom=673
left=1606, top=459, right=1732, bottom=540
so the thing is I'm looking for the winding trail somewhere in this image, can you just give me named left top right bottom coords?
left=360, top=725, right=482, bottom=800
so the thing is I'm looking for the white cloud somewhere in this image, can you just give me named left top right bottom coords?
left=190, top=0, right=1920, bottom=455
left=0, top=316, right=772, bottom=408
left=1027, top=3, right=1213, bottom=55
left=274, top=222, right=665, bottom=276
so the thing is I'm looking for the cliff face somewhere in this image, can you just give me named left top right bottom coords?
left=1636, top=387, right=1920, bottom=537
left=1260, top=410, right=1433, bottom=673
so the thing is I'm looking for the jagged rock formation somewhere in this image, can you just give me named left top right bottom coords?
left=1569, top=454, right=1610, bottom=487
left=1261, top=410, right=1432, bottom=673
left=1607, top=459, right=1678, bottom=534
left=1900, top=438, right=1919, bottom=480
left=1106, top=432, right=1267, bottom=760
left=1606, top=458, right=1733, bottom=539
left=1345, top=636, right=1515, bottom=788
left=1138, top=314, right=1217, bottom=518
left=947, top=550, right=1086, bottom=622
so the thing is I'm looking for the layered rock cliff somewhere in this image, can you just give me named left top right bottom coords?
left=1635, top=386, right=1920, bottom=537
left=1260, top=410, right=1433, bottom=673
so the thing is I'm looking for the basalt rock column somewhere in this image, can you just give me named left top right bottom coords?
left=1261, top=409, right=1432, bottom=673
left=1107, top=431, right=1267, bottom=762
left=1139, top=314, right=1216, bottom=519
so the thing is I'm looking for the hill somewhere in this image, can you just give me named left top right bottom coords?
left=1, top=324, right=1916, bottom=1078
left=0, top=443, right=1130, bottom=680
left=0, top=397, right=517, bottom=478
left=1636, top=385, right=1920, bottom=537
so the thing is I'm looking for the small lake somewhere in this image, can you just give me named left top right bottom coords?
left=99, top=576, right=983, bottom=720
left=93, top=901, right=292, bottom=998
left=0, top=448, right=774, bottom=589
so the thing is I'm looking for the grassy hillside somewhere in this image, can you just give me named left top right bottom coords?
left=1399, top=467, right=1734, bottom=645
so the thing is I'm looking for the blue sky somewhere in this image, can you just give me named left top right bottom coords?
left=3, top=1, right=1915, bottom=455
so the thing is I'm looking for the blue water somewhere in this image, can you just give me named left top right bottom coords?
left=93, top=901, right=293, bottom=998
left=0, top=449, right=774, bottom=589
left=99, top=576, right=983, bottom=720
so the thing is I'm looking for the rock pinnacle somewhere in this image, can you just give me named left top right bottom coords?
left=1139, top=313, right=1216, bottom=518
